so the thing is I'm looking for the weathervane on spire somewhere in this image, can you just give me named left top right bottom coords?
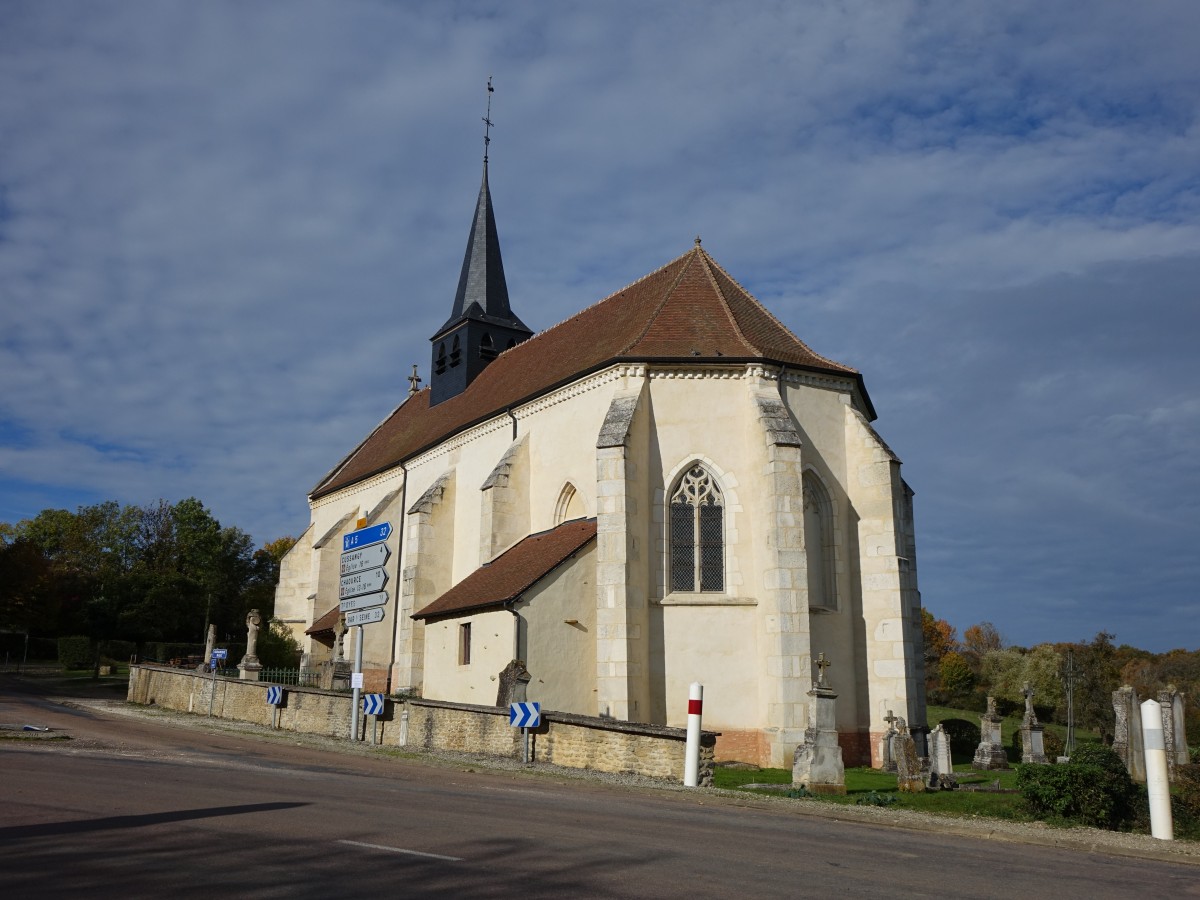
left=483, top=76, right=494, bottom=162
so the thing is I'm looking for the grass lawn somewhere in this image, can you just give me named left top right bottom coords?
left=712, top=703, right=1102, bottom=823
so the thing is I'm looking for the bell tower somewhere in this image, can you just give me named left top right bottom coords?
left=429, top=80, right=532, bottom=406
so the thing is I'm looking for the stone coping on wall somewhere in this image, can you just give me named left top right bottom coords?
left=130, top=665, right=719, bottom=744
left=408, top=696, right=720, bottom=742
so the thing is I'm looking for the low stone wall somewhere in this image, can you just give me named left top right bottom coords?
left=128, top=664, right=350, bottom=737
left=127, top=665, right=716, bottom=784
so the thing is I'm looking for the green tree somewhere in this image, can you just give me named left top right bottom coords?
left=940, top=651, right=976, bottom=699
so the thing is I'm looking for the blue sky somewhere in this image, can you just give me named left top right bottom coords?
left=1, top=2, right=1197, bottom=652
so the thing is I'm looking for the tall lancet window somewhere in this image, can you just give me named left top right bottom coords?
left=803, top=472, right=836, bottom=610
left=670, top=464, right=724, bottom=593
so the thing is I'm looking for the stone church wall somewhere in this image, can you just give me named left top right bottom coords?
left=126, top=665, right=714, bottom=783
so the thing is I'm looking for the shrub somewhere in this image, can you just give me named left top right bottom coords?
left=57, top=636, right=93, bottom=670
left=256, top=620, right=303, bottom=669
left=1018, top=744, right=1139, bottom=830
left=940, top=718, right=979, bottom=762
left=99, top=640, right=137, bottom=665
left=1175, top=763, right=1200, bottom=825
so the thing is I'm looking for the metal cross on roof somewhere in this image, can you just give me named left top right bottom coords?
left=483, top=76, right=494, bottom=161
left=407, top=364, right=422, bottom=396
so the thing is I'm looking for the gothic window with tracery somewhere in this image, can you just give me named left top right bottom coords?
left=669, top=464, right=724, bottom=592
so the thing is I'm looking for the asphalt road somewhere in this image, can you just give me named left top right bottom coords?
left=1, top=678, right=1198, bottom=899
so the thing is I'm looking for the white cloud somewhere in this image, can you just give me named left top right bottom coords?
left=0, top=1, right=1197, bottom=650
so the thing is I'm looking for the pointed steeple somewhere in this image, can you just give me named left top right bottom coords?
left=429, top=82, right=533, bottom=406
left=434, top=160, right=530, bottom=337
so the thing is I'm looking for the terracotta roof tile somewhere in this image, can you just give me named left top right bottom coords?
left=306, top=605, right=341, bottom=635
left=313, top=247, right=863, bottom=498
left=413, top=518, right=597, bottom=620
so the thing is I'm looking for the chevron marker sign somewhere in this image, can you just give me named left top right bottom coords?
left=266, top=686, right=283, bottom=706
left=509, top=702, right=540, bottom=729
left=363, top=694, right=385, bottom=716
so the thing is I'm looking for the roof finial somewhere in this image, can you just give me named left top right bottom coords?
left=694, top=235, right=702, bottom=247
left=483, top=76, right=494, bottom=163
left=407, top=364, right=422, bottom=396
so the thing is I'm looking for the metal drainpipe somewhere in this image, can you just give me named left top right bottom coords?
left=385, top=461, right=407, bottom=695
left=508, top=408, right=517, bottom=440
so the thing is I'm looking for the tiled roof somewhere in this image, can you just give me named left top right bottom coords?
left=306, top=604, right=341, bottom=635
left=412, top=518, right=597, bottom=620
left=312, top=246, right=867, bottom=498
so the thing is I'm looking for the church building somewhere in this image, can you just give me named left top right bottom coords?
left=274, top=149, right=927, bottom=769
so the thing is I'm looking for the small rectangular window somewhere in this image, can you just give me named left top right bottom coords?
left=459, top=622, right=471, bottom=666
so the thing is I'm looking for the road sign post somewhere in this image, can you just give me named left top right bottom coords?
left=363, top=694, right=385, bottom=745
left=340, top=522, right=391, bottom=743
left=266, top=685, right=283, bottom=729
left=350, top=627, right=364, bottom=741
left=509, top=702, right=541, bottom=765
left=208, top=648, right=228, bottom=718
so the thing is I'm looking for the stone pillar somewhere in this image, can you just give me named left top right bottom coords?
left=972, top=696, right=1008, bottom=770
left=753, top=390, right=811, bottom=767
left=479, top=436, right=529, bottom=564
left=792, top=680, right=845, bottom=794
left=1158, top=686, right=1189, bottom=779
left=845, top=408, right=923, bottom=762
left=238, top=609, right=263, bottom=681
left=395, top=471, right=454, bottom=693
left=594, top=382, right=648, bottom=722
left=1112, top=685, right=1145, bottom=782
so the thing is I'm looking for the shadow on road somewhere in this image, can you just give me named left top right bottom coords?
left=0, top=802, right=310, bottom=840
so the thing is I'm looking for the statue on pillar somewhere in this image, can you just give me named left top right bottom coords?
left=238, top=608, right=264, bottom=681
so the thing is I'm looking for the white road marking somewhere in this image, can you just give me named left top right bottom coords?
left=337, top=839, right=463, bottom=862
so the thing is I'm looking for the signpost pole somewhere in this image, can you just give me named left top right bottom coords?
left=350, top=625, right=364, bottom=741
left=208, top=662, right=217, bottom=717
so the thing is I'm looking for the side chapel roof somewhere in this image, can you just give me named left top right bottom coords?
left=412, top=517, right=597, bottom=620
left=312, top=245, right=870, bottom=499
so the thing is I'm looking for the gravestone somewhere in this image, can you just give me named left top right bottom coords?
left=1159, top=686, right=1190, bottom=778
left=1112, top=685, right=1146, bottom=782
left=878, top=710, right=899, bottom=773
left=792, top=653, right=846, bottom=794
left=928, top=723, right=955, bottom=784
left=496, top=659, right=532, bottom=707
left=892, top=718, right=926, bottom=793
left=972, top=696, right=1008, bottom=770
left=1019, top=682, right=1048, bottom=765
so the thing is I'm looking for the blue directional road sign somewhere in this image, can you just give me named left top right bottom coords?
left=509, top=702, right=541, bottom=729
left=343, top=522, right=392, bottom=552
left=211, top=648, right=228, bottom=660
left=266, top=686, right=283, bottom=705
left=363, top=694, right=385, bottom=716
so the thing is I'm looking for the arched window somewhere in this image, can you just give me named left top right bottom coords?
left=435, top=342, right=447, bottom=375
left=554, top=482, right=584, bottom=525
left=450, top=335, right=461, bottom=367
left=669, top=464, right=724, bottom=592
left=803, top=471, right=836, bottom=610
left=479, top=333, right=497, bottom=361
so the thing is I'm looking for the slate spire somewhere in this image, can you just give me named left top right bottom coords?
left=429, top=83, right=533, bottom=406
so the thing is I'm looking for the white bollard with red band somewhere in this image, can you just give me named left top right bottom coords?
left=1141, top=698, right=1174, bottom=840
left=684, top=682, right=703, bottom=787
